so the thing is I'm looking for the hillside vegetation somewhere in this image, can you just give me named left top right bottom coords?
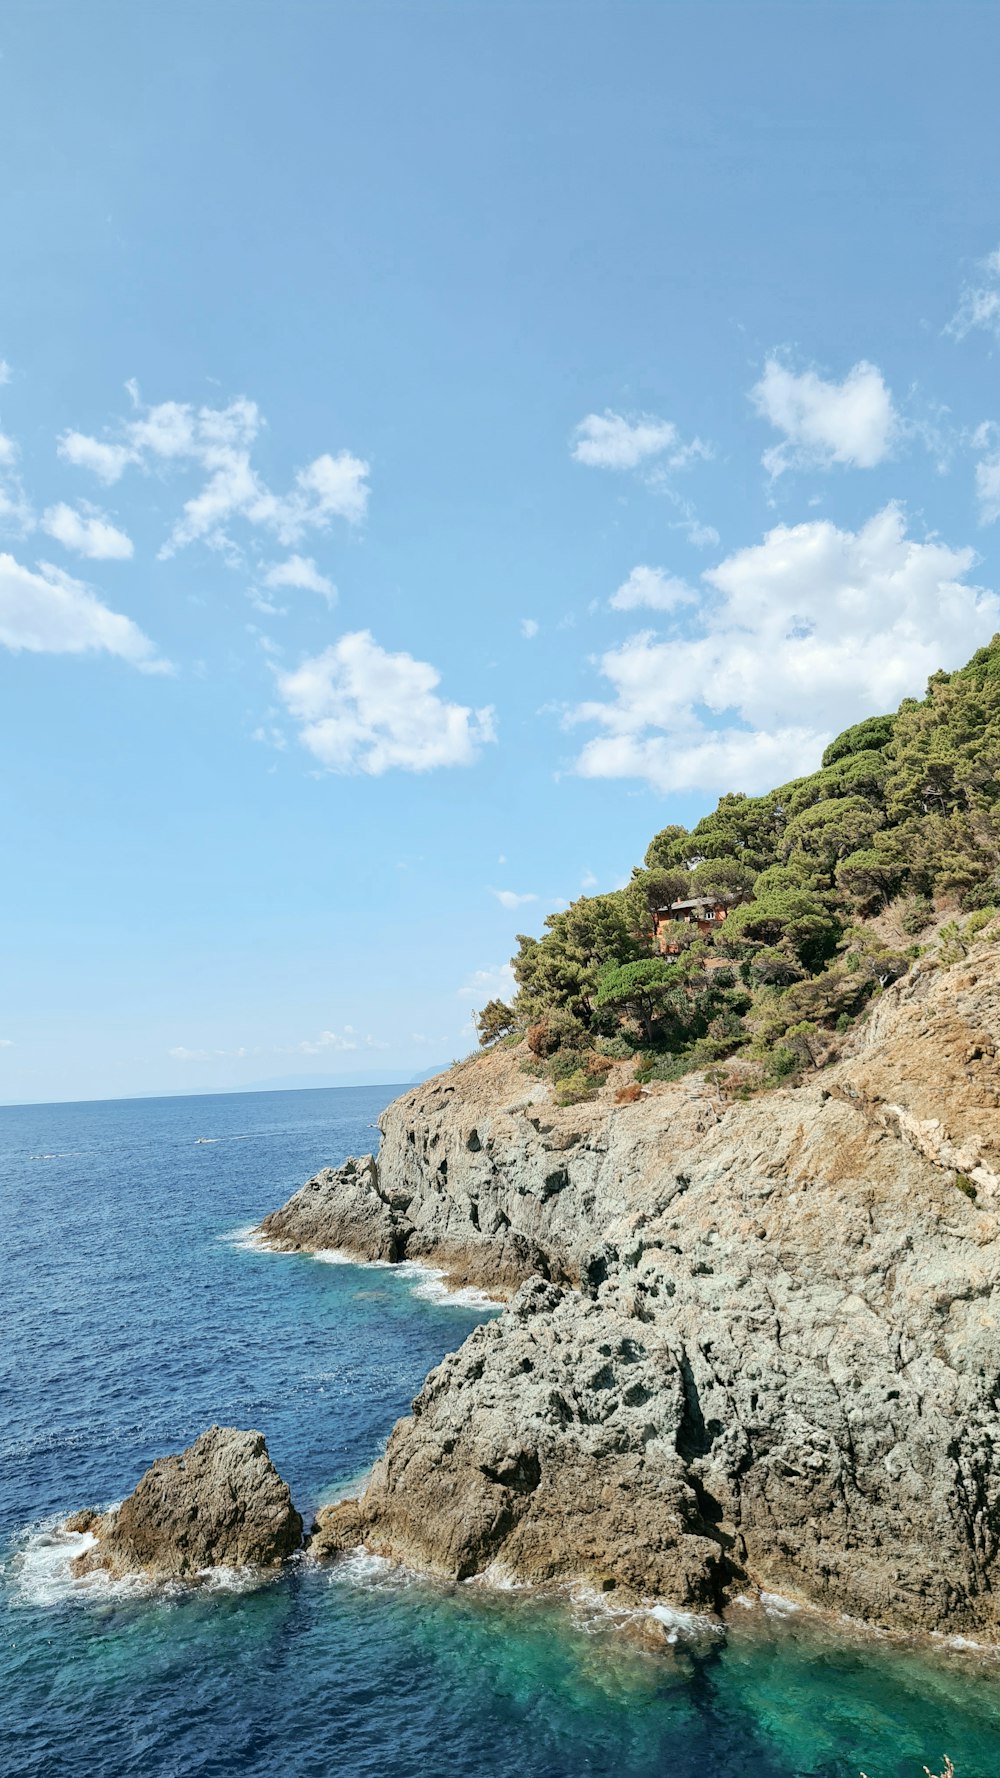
left=477, top=637, right=1000, bottom=1101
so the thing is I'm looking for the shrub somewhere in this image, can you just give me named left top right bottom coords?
left=900, top=893, right=934, bottom=935
left=615, top=1082, right=643, bottom=1104
left=553, top=1068, right=598, bottom=1106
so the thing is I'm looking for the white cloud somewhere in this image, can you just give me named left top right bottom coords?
left=976, top=453, right=1000, bottom=525
left=609, top=565, right=696, bottom=612
left=580, top=870, right=598, bottom=889
left=0, top=552, right=167, bottom=672
left=570, top=505, right=1000, bottom=794
left=277, top=630, right=496, bottom=775
left=41, top=502, right=133, bottom=560
left=297, top=1025, right=386, bottom=1055
left=969, top=421, right=1000, bottom=524
left=491, top=888, right=537, bottom=909
left=0, top=360, right=10, bottom=386
left=457, top=962, right=517, bottom=1002
left=947, top=246, right=1000, bottom=342
left=58, top=389, right=369, bottom=557
left=571, top=409, right=709, bottom=472
left=750, top=356, right=897, bottom=475
left=168, top=1046, right=215, bottom=1062
left=57, top=431, right=135, bottom=484
left=263, top=554, right=335, bottom=601
left=0, top=431, right=34, bottom=534
left=0, top=1037, right=13, bottom=1048
left=520, top=617, right=539, bottom=639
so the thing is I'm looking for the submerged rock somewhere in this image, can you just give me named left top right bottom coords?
left=71, top=1426, right=302, bottom=1580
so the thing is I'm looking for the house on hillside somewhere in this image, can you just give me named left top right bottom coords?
left=653, top=894, right=745, bottom=955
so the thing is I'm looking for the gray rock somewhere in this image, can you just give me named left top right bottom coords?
left=257, top=1155, right=407, bottom=1262
left=296, top=942, right=1000, bottom=1636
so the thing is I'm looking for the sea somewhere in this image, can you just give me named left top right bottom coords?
left=2, top=1084, right=999, bottom=1778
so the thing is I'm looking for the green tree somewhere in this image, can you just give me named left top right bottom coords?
left=595, top=958, right=682, bottom=1042
left=821, top=712, right=895, bottom=768
left=644, top=825, right=690, bottom=869
left=475, top=999, right=518, bottom=1046
left=513, top=893, right=645, bottom=1024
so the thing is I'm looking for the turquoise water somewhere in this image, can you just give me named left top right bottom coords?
left=2, top=1087, right=998, bottom=1778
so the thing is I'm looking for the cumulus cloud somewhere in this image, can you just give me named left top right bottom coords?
left=947, top=246, right=1000, bottom=342
left=58, top=388, right=369, bottom=559
left=750, top=356, right=898, bottom=475
left=520, top=617, right=539, bottom=639
left=571, top=409, right=710, bottom=472
left=57, top=431, right=135, bottom=484
left=609, top=565, right=696, bottom=612
left=276, top=630, right=496, bottom=775
left=571, top=505, right=999, bottom=794
left=491, top=888, right=537, bottom=909
left=0, top=552, right=167, bottom=671
left=0, top=1037, right=13, bottom=1047
left=41, top=502, right=133, bottom=560
left=0, top=360, right=10, bottom=386
left=262, top=554, right=335, bottom=601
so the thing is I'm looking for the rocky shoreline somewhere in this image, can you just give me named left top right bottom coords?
left=63, top=939, right=1000, bottom=1646
left=257, top=939, right=1000, bottom=1641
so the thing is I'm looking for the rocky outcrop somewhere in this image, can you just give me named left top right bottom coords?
left=71, top=1426, right=302, bottom=1580
left=271, top=940, right=1000, bottom=1638
left=258, top=1155, right=408, bottom=1262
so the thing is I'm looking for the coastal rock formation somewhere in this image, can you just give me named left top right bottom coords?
left=71, top=1426, right=302, bottom=1580
left=258, top=1154, right=407, bottom=1262
left=275, top=941, right=1000, bottom=1637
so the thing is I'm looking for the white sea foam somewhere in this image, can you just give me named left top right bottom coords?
left=219, top=1223, right=271, bottom=1253
left=311, top=1248, right=501, bottom=1307
left=327, top=1545, right=420, bottom=1592
left=5, top=1514, right=152, bottom=1610
left=395, top=1260, right=502, bottom=1309
left=759, top=1590, right=802, bottom=1617
left=647, top=1602, right=723, bottom=1642
left=564, top=1582, right=723, bottom=1643
left=314, top=1248, right=394, bottom=1269
left=7, top=1515, right=278, bottom=1608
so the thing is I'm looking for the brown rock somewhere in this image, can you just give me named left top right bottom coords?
left=72, top=1426, right=302, bottom=1581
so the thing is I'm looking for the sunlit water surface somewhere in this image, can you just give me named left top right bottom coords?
left=2, top=1086, right=998, bottom=1778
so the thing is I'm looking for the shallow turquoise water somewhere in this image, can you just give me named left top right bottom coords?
left=2, top=1086, right=998, bottom=1778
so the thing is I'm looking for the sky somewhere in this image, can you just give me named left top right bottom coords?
left=3, top=1, right=1000, bottom=1103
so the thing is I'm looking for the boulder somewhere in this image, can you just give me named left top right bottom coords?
left=71, top=1425, right=302, bottom=1580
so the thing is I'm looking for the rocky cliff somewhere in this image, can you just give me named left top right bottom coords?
left=262, top=941, right=1000, bottom=1638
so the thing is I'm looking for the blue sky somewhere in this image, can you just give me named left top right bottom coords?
left=3, top=1, right=1000, bottom=1103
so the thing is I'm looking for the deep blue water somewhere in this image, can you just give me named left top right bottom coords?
left=2, top=1086, right=999, bottom=1778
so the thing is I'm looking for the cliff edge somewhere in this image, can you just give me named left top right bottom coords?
left=261, top=941, right=1000, bottom=1637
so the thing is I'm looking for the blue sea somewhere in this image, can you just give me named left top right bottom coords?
left=2, top=1086, right=999, bottom=1778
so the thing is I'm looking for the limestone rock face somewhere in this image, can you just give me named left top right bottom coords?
left=277, top=941, right=1000, bottom=1637
left=72, top=1426, right=302, bottom=1580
